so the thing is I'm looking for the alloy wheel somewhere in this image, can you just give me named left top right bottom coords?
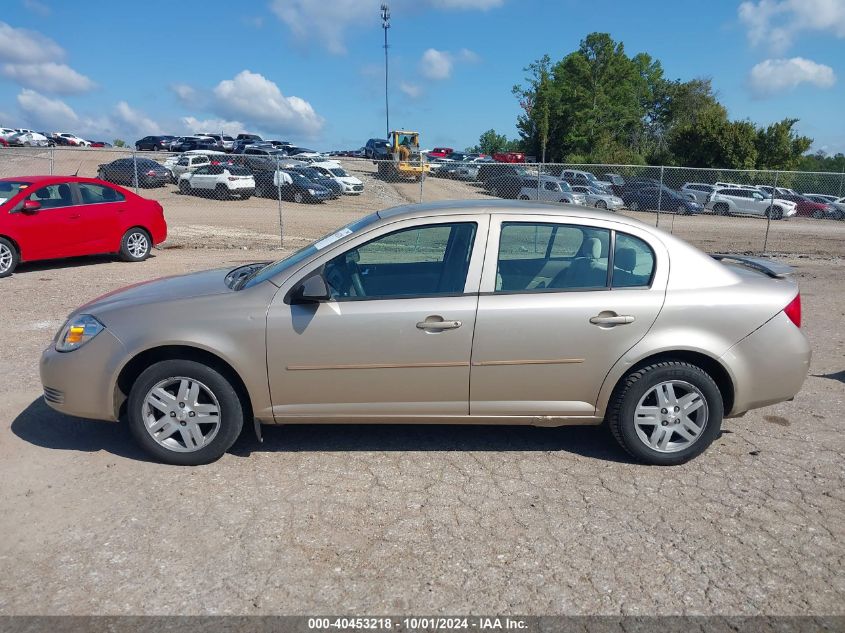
left=142, top=377, right=221, bottom=452
left=126, top=231, right=149, bottom=258
left=0, top=243, right=13, bottom=274
left=633, top=380, right=709, bottom=453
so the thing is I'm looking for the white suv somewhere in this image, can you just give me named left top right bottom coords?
left=54, top=132, right=89, bottom=147
left=311, top=161, right=364, bottom=194
left=518, top=175, right=586, bottom=205
left=168, top=152, right=230, bottom=181
left=706, top=187, right=797, bottom=219
left=178, top=164, right=255, bottom=199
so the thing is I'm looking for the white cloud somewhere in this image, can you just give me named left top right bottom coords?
left=419, top=48, right=480, bottom=80
left=114, top=101, right=161, bottom=136
left=16, top=88, right=78, bottom=128
left=399, top=81, right=423, bottom=99
left=0, top=21, right=64, bottom=64
left=0, top=21, right=95, bottom=95
left=420, top=49, right=453, bottom=79
left=1, top=62, right=95, bottom=94
left=270, top=0, right=505, bottom=54
left=749, top=57, right=836, bottom=96
left=170, top=82, right=200, bottom=105
left=23, top=0, right=51, bottom=16
left=180, top=116, right=245, bottom=136
left=212, top=70, right=324, bottom=136
left=739, top=0, right=845, bottom=53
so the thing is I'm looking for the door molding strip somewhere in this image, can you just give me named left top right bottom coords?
left=471, top=358, right=585, bottom=367
left=286, top=361, right=470, bottom=371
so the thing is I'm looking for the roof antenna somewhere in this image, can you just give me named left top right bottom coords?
left=72, top=163, right=81, bottom=177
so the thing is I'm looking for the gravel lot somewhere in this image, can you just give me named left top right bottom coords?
left=0, top=247, right=843, bottom=615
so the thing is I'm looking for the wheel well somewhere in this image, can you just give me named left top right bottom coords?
left=0, top=235, right=21, bottom=257
left=617, top=350, right=735, bottom=414
left=115, top=345, right=253, bottom=421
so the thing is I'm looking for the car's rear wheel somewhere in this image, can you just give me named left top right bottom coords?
left=127, top=360, right=244, bottom=465
left=215, top=184, right=228, bottom=200
left=811, top=209, right=824, bottom=219
left=606, top=361, right=723, bottom=465
left=0, top=238, right=19, bottom=278
left=178, top=180, right=190, bottom=195
left=595, top=199, right=607, bottom=209
left=120, top=228, right=152, bottom=262
left=135, top=145, right=141, bottom=151
left=713, top=203, right=729, bottom=216
left=677, top=204, right=687, bottom=215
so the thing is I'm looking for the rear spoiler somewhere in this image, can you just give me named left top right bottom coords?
left=710, top=254, right=794, bottom=278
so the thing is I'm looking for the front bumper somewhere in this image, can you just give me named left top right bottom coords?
left=40, top=329, right=127, bottom=422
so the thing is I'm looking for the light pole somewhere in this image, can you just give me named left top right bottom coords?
left=381, top=3, right=390, bottom=138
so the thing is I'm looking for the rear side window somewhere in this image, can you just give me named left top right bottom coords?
left=612, top=233, right=655, bottom=288
left=78, top=183, right=124, bottom=204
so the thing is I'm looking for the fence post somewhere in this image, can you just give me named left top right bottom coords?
left=419, top=157, right=424, bottom=203
left=838, top=165, right=845, bottom=198
left=655, top=165, right=664, bottom=227
left=276, top=156, right=284, bottom=249
left=49, top=147, right=54, bottom=175
left=762, top=171, right=778, bottom=255
left=132, top=150, right=139, bottom=194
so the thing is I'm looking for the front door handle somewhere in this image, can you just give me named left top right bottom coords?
left=590, top=314, right=635, bottom=326
left=416, top=317, right=462, bottom=331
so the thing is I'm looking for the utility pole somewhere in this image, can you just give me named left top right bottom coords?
left=381, top=3, right=391, bottom=138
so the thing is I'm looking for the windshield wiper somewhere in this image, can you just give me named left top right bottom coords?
left=226, top=262, right=271, bottom=290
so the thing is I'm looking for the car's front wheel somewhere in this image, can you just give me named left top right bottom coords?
left=606, top=361, right=723, bottom=465
left=0, top=237, right=19, bottom=278
left=119, top=227, right=152, bottom=262
left=595, top=199, right=607, bottom=209
left=127, top=360, right=244, bottom=465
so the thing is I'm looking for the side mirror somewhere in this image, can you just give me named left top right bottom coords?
left=22, top=199, right=41, bottom=213
left=290, top=273, right=330, bottom=304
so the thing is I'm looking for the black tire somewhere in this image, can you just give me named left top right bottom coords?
left=606, top=361, right=724, bottom=465
left=119, top=227, right=152, bottom=262
left=811, top=209, right=824, bottom=219
left=215, top=184, right=228, bottom=200
left=153, top=144, right=161, bottom=152
left=766, top=205, right=784, bottom=220
left=178, top=180, right=190, bottom=195
left=629, top=201, right=640, bottom=211
left=294, top=191, right=305, bottom=204
left=0, top=237, right=19, bottom=278
left=714, top=203, right=729, bottom=216
left=127, top=359, right=244, bottom=466
left=135, top=145, right=141, bottom=151
left=595, top=199, right=607, bottom=209
left=241, top=189, right=254, bottom=200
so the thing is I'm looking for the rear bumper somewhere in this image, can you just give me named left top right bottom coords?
left=721, top=311, right=811, bottom=415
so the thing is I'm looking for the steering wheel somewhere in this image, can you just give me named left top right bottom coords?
left=346, top=252, right=366, bottom=297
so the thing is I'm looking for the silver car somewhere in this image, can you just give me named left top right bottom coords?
left=571, top=185, right=624, bottom=210
left=40, top=200, right=810, bottom=466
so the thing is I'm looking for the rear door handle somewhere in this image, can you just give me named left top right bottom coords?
left=416, top=318, right=462, bottom=331
left=590, top=314, right=635, bottom=326
left=68, top=214, right=80, bottom=220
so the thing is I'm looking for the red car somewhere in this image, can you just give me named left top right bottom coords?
left=493, top=151, right=525, bottom=163
left=0, top=176, right=167, bottom=278
left=427, top=147, right=454, bottom=158
left=775, top=193, right=834, bottom=218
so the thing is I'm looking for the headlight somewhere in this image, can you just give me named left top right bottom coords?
left=308, top=188, right=316, bottom=194
left=55, top=314, right=104, bottom=352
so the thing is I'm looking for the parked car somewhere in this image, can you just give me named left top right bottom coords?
left=485, top=173, right=527, bottom=199
left=311, top=161, right=364, bottom=194
left=168, top=152, right=227, bottom=182
left=705, top=188, right=797, bottom=220
left=571, top=185, right=624, bottom=210
left=560, top=169, right=613, bottom=192
left=277, top=170, right=333, bottom=203
left=0, top=137, right=7, bottom=148
left=53, top=132, right=89, bottom=147
left=0, top=128, right=17, bottom=141
left=518, top=175, right=586, bottom=205
left=0, top=176, right=166, bottom=277
left=492, top=151, right=525, bottom=163
left=87, top=140, right=111, bottom=148
left=452, top=157, right=496, bottom=181
left=242, top=146, right=289, bottom=158
left=772, top=193, right=837, bottom=219
left=135, top=135, right=176, bottom=151
left=178, top=165, right=255, bottom=199
left=236, top=133, right=263, bottom=143
left=364, top=138, right=390, bottom=159
left=38, top=199, right=810, bottom=466
left=196, top=133, right=234, bottom=152
left=602, top=173, right=626, bottom=196
left=38, top=133, right=57, bottom=147
left=427, top=147, right=454, bottom=158
left=681, top=183, right=719, bottom=205
left=172, top=137, right=219, bottom=153
left=287, top=166, right=342, bottom=198
left=97, top=158, right=169, bottom=188
left=477, top=162, right=525, bottom=184
left=623, top=187, right=703, bottom=215
left=804, top=194, right=845, bottom=220
left=7, top=132, right=50, bottom=147
left=284, top=147, right=322, bottom=159
left=758, top=185, right=798, bottom=198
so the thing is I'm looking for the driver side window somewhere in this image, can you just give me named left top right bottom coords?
left=322, top=222, right=477, bottom=300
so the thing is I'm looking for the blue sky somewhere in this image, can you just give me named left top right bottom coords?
left=1, top=0, right=843, bottom=153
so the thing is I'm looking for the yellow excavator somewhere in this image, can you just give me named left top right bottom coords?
left=376, top=130, right=430, bottom=181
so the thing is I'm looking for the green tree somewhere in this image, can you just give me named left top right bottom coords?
left=755, top=119, right=813, bottom=170
left=113, top=139, right=126, bottom=148
left=668, top=110, right=758, bottom=169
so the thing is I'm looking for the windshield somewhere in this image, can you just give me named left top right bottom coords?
left=288, top=172, right=312, bottom=185
left=0, top=180, right=32, bottom=205
left=239, top=212, right=382, bottom=289
left=298, top=168, right=322, bottom=179
left=330, top=168, right=348, bottom=177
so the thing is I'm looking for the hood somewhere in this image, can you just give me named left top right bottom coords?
left=77, top=267, right=232, bottom=318
left=337, top=176, right=363, bottom=185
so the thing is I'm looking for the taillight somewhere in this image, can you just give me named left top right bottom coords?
left=783, top=293, right=801, bottom=328
left=146, top=169, right=156, bottom=176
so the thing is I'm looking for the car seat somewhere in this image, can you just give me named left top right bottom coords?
left=553, top=237, right=608, bottom=288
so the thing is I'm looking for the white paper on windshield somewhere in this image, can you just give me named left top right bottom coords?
left=314, top=227, right=353, bottom=250
left=0, top=198, right=7, bottom=205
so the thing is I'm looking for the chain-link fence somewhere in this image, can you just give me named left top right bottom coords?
left=1, top=147, right=843, bottom=257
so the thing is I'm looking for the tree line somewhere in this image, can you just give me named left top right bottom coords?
left=469, top=33, right=843, bottom=173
